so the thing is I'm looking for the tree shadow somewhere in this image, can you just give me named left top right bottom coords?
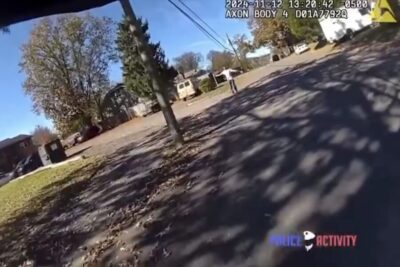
left=124, top=41, right=400, bottom=267
left=1, top=42, right=400, bottom=266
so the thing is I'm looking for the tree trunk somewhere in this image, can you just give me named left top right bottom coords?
left=119, top=0, right=184, bottom=146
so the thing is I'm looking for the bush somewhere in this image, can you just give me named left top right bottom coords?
left=199, top=78, right=216, bottom=93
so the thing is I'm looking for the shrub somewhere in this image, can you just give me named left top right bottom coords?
left=199, top=77, right=216, bottom=93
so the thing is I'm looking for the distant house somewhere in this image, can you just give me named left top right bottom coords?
left=0, top=135, right=35, bottom=172
left=175, top=69, right=207, bottom=83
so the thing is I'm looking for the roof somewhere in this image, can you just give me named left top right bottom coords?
left=0, top=135, right=32, bottom=150
left=184, top=69, right=198, bottom=78
left=175, top=69, right=208, bottom=83
left=0, top=0, right=115, bottom=27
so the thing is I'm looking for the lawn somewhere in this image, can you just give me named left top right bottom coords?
left=192, top=77, right=242, bottom=102
left=0, top=157, right=103, bottom=226
left=203, top=83, right=230, bottom=97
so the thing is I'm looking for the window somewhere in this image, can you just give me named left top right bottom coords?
left=179, top=84, right=184, bottom=89
left=184, top=81, right=190, bottom=87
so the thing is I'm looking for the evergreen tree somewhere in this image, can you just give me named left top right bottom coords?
left=116, top=17, right=177, bottom=99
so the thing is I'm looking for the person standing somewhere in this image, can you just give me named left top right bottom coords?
left=220, top=67, right=240, bottom=94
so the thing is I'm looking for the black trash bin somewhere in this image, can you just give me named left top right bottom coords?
left=38, top=139, right=67, bottom=166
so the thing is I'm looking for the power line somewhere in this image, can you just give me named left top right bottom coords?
left=168, top=0, right=230, bottom=51
left=167, top=0, right=232, bottom=52
left=175, top=0, right=226, bottom=44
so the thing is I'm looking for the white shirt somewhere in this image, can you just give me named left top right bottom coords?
left=220, top=69, right=235, bottom=81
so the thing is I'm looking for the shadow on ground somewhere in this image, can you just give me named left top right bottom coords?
left=350, top=23, right=400, bottom=46
left=1, top=41, right=400, bottom=267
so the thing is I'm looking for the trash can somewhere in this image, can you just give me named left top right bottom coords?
left=38, top=139, right=67, bottom=166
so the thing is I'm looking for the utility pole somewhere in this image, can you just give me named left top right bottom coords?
left=226, top=33, right=247, bottom=72
left=119, top=0, right=184, bottom=146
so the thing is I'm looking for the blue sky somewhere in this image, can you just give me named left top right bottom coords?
left=0, top=0, right=250, bottom=140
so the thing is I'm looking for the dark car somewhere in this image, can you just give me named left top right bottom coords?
left=12, top=153, right=43, bottom=179
left=77, top=125, right=101, bottom=144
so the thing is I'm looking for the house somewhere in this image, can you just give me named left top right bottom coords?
left=175, top=69, right=207, bottom=83
left=0, top=134, right=35, bottom=172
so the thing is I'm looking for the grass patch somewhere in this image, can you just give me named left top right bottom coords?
left=0, top=157, right=103, bottom=226
left=203, top=83, right=230, bottom=98
left=190, top=82, right=232, bottom=103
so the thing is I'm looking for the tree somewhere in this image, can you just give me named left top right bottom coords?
left=233, top=34, right=253, bottom=69
left=287, top=18, right=321, bottom=42
left=282, top=0, right=322, bottom=42
left=20, top=14, right=117, bottom=135
left=248, top=18, right=290, bottom=48
left=31, top=125, right=58, bottom=145
left=116, top=16, right=177, bottom=99
left=119, top=0, right=183, bottom=145
left=207, top=50, right=234, bottom=71
left=199, top=77, right=216, bottom=93
left=284, top=0, right=343, bottom=41
left=233, top=34, right=253, bottom=55
left=249, top=0, right=345, bottom=45
left=174, top=52, right=202, bottom=73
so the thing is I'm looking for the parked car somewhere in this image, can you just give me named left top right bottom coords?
left=62, top=132, right=81, bottom=149
left=77, top=125, right=101, bottom=143
left=12, top=153, right=43, bottom=179
left=131, top=97, right=160, bottom=117
left=294, top=42, right=310, bottom=55
left=176, top=79, right=199, bottom=101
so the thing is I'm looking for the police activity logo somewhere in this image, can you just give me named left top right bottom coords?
left=268, top=231, right=357, bottom=252
left=304, top=231, right=315, bottom=251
